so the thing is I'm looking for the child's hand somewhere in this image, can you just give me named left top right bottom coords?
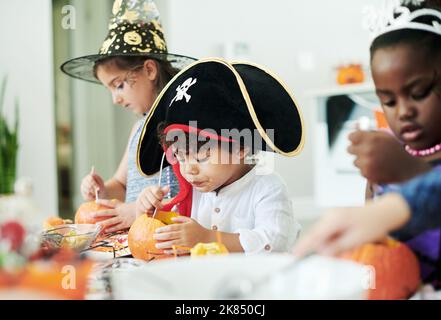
left=92, top=199, right=136, bottom=233
left=348, top=131, right=430, bottom=184
left=153, top=216, right=211, bottom=254
left=136, top=185, right=170, bottom=217
left=292, top=194, right=411, bottom=257
left=80, top=167, right=106, bottom=201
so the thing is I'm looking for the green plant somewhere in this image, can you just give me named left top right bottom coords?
left=0, top=76, right=19, bottom=194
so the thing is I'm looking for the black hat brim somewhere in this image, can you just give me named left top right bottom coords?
left=60, top=52, right=196, bottom=84
left=136, top=58, right=305, bottom=177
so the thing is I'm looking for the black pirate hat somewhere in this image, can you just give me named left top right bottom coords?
left=60, top=0, right=195, bottom=84
left=137, top=58, right=305, bottom=176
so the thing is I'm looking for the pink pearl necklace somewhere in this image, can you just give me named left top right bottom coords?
left=405, top=143, right=441, bottom=157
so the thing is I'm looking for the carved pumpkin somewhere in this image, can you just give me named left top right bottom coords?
left=128, top=211, right=180, bottom=261
left=340, top=238, right=421, bottom=300
left=128, top=215, right=166, bottom=260
left=74, top=201, right=112, bottom=224
left=154, top=210, right=180, bottom=225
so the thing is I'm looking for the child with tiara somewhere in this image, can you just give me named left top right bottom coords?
left=60, top=0, right=194, bottom=232
left=294, top=0, right=441, bottom=286
left=135, top=58, right=304, bottom=254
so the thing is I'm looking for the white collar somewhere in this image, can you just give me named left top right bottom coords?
left=212, top=165, right=257, bottom=197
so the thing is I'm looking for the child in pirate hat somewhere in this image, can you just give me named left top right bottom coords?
left=136, top=58, right=304, bottom=254
left=60, top=0, right=195, bottom=233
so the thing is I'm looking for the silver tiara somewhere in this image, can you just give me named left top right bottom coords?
left=363, top=0, right=441, bottom=41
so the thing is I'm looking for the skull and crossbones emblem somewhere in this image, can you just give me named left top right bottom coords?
left=169, top=77, right=197, bottom=107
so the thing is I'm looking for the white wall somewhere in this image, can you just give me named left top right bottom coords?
left=161, top=0, right=382, bottom=203
left=0, top=0, right=384, bottom=219
left=68, top=0, right=117, bottom=208
left=0, top=0, right=58, bottom=216
left=66, top=0, right=141, bottom=209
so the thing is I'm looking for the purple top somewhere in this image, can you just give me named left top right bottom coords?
left=378, top=164, right=441, bottom=288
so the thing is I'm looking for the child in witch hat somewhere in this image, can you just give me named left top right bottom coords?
left=60, top=0, right=195, bottom=232
left=136, top=58, right=304, bottom=254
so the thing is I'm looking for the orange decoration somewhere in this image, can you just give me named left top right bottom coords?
left=0, top=249, right=93, bottom=300
left=340, top=238, right=421, bottom=300
left=374, top=110, right=389, bottom=129
left=18, top=260, right=93, bottom=300
left=336, top=64, right=365, bottom=85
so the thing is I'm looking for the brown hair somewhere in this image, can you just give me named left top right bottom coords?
left=93, top=56, right=178, bottom=92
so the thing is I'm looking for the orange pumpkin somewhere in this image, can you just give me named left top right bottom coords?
left=336, top=64, right=365, bottom=85
left=128, top=215, right=166, bottom=260
left=154, top=210, right=180, bottom=225
left=340, top=238, right=421, bottom=300
left=43, top=216, right=73, bottom=230
left=74, top=201, right=112, bottom=224
left=128, top=211, right=181, bottom=261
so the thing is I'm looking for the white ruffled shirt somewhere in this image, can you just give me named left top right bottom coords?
left=190, top=167, right=301, bottom=254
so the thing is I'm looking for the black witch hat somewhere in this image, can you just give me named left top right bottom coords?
left=60, top=0, right=195, bottom=84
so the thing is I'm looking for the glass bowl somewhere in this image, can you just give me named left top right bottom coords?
left=41, top=224, right=102, bottom=251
